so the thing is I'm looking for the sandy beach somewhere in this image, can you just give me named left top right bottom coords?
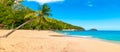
left=0, top=30, right=120, bottom=52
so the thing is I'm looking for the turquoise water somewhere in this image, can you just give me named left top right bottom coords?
left=56, top=31, right=120, bottom=42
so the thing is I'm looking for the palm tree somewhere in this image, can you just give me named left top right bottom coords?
left=1, top=4, right=51, bottom=38
left=36, top=4, right=51, bottom=30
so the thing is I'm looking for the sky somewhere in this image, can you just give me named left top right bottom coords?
left=22, top=0, right=120, bottom=30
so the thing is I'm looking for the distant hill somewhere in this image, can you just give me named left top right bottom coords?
left=22, top=17, right=85, bottom=30
left=89, top=28, right=97, bottom=31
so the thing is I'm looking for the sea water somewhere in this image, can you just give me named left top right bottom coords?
left=56, top=31, right=120, bottom=43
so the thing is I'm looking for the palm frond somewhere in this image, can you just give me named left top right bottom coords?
left=24, top=13, right=36, bottom=19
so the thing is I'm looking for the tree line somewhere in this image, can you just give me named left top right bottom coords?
left=0, top=0, right=84, bottom=31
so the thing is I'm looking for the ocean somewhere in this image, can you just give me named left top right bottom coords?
left=56, top=31, right=120, bottom=43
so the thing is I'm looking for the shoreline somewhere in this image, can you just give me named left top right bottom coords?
left=55, top=31, right=120, bottom=45
left=0, top=30, right=120, bottom=52
left=61, top=34, right=120, bottom=45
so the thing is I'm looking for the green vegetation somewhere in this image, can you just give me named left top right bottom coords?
left=0, top=0, right=84, bottom=30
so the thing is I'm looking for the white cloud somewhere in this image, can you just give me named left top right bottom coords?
left=87, top=0, right=94, bottom=7
left=27, top=0, right=64, bottom=4
left=88, top=4, right=93, bottom=7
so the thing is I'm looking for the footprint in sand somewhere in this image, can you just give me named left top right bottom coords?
left=0, top=48, right=5, bottom=50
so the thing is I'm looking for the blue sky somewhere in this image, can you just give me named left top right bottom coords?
left=22, top=0, right=120, bottom=30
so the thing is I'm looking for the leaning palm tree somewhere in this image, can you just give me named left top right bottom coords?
left=1, top=4, right=51, bottom=38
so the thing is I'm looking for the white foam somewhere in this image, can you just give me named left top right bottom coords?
left=68, top=35, right=93, bottom=38
left=62, top=33, right=68, bottom=35
left=79, top=35, right=93, bottom=38
left=61, top=33, right=93, bottom=38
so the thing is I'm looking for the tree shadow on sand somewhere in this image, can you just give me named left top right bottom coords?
left=49, top=35, right=68, bottom=37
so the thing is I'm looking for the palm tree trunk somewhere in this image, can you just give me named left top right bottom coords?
left=38, top=18, right=41, bottom=30
left=1, top=19, right=34, bottom=38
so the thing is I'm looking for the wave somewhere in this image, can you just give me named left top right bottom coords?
left=68, top=35, right=93, bottom=38
left=61, top=32, right=93, bottom=38
left=62, top=33, right=69, bottom=35
left=79, top=35, right=93, bottom=38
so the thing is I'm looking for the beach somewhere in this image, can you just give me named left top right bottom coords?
left=0, top=30, right=120, bottom=52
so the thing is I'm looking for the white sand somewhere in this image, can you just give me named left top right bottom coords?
left=0, top=30, right=120, bottom=52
